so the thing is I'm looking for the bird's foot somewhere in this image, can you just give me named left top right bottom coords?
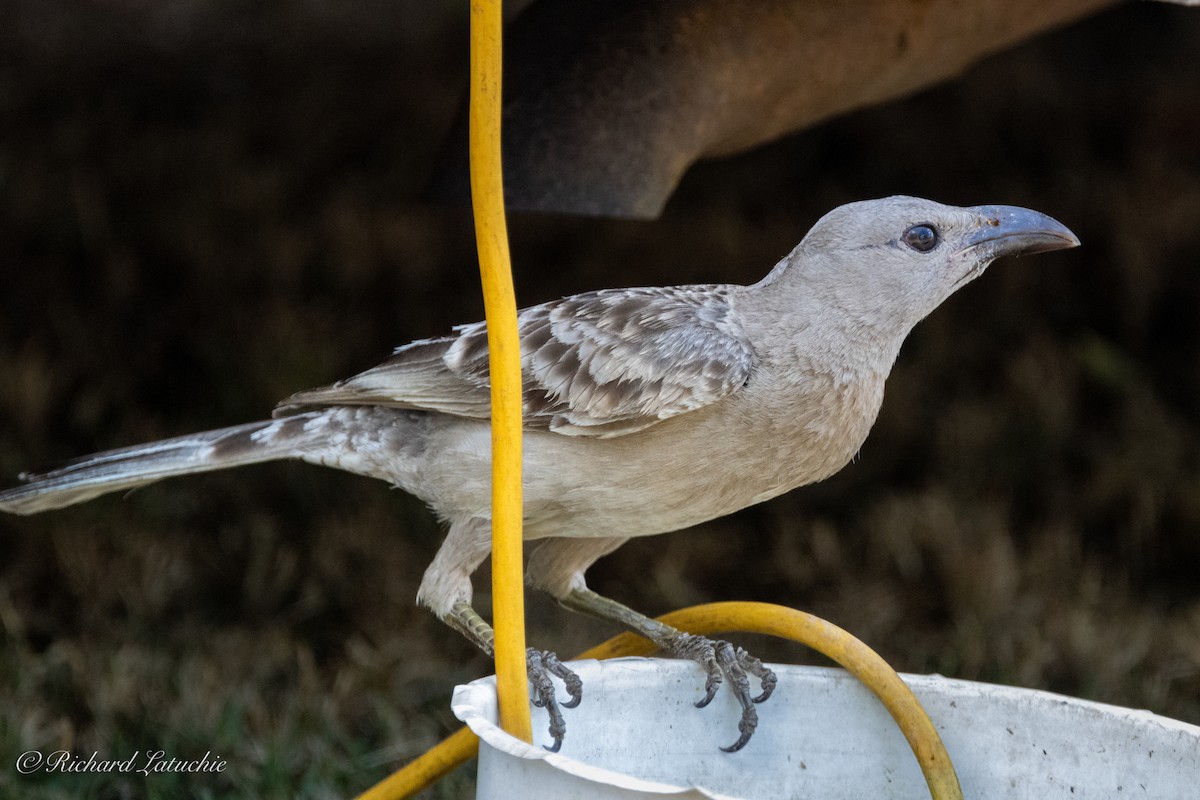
left=667, top=633, right=777, bottom=752
left=526, top=648, right=583, bottom=752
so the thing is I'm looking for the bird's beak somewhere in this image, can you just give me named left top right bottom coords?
left=965, top=205, right=1081, bottom=258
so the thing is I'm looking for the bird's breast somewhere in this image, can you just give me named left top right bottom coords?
left=519, top=367, right=888, bottom=539
left=729, top=367, right=887, bottom=500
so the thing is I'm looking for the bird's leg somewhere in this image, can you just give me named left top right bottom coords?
left=525, top=536, right=773, bottom=750
left=420, top=521, right=582, bottom=751
left=447, top=601, right=581, bottom=753
left=558, top=587, right=776, bottom=752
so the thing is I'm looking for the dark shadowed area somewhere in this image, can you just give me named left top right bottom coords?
left=1, top=2, right=1198, bottom=798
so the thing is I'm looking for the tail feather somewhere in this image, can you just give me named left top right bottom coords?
left=0, top=413, right=323, bottom=515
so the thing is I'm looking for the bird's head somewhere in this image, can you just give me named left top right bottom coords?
left=769, top=195, right=1080, bottom=333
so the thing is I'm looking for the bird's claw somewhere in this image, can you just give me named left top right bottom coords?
left=669, top=634, right=776, bottom=752
left=527, top=648, right=581, bottom=752
left=540, top=649, right=583, bottom=708
left=719, top=713, right=758, bottom=754
left=739, top=647, right=777, bottom=703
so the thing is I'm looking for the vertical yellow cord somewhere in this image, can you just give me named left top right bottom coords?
left=355, top=7, right=961, bottom=800
left=468, top=0, right=532, bottom=743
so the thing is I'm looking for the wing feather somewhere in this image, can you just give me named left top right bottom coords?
left=276, top=286, right=755, bottom=438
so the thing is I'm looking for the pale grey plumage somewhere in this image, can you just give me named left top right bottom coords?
left=0, top=195, right=1080, bottom=608
left=0, top=196, right=1079, bottom=751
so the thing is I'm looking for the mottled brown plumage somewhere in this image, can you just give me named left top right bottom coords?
left=278, top=285, right=755, bottom=437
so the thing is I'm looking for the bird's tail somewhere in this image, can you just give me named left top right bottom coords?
left=0, top=412, right=328, bottom=515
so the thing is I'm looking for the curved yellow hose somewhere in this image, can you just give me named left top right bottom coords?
left=468, top=0, right=532, bottom=745
left=358, top=602, right=963, bottom=800
left=352, top=728, right=479, bottom=800
left=591, top=603, right=964, bottom=800
left=358, top=4, right=962, bottom=800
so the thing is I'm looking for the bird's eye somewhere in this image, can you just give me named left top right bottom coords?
left=902, top=224, right=939, bottom=252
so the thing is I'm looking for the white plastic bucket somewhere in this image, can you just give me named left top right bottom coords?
left=452, top=658, right=1200, bottom=799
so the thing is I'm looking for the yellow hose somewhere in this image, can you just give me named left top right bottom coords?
left=356, top=4, right=962, bottom=799
left=352, top=728, right=479, bottom=800
left=591, top=602, right=964, bottom=800
left=357, top=602, right=963, bottom=800
left=467, top=0, right=532, bottom=745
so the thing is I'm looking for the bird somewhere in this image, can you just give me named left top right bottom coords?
left=0, top=196, right=1079, bottom=752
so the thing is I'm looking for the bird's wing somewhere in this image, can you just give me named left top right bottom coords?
left=276, top=285, right=756, bottom=438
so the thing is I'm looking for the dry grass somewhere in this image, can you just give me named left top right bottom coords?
left=1, top=2, right=1199, bottom=797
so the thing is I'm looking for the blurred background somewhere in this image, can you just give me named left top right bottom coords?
left=0, top=1, right=1198, bottom=797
